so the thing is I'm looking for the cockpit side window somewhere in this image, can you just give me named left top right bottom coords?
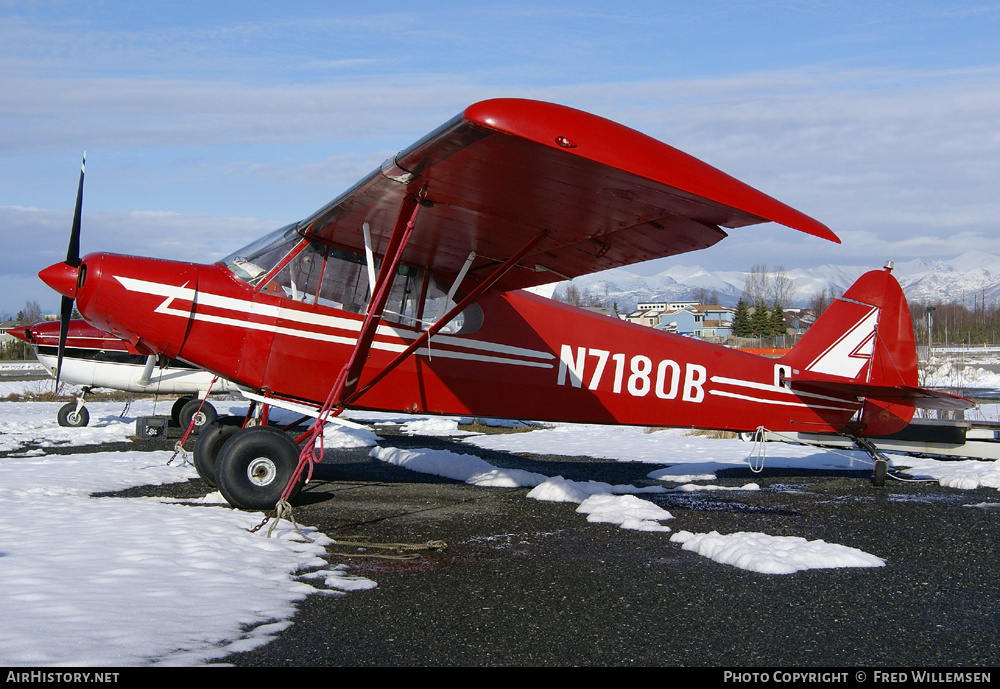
left=383, top=264, right=423, bottom=327
left=316, top=246, right=372, bottom=313
left=421, top=275, right=483, bottom=335
left=234, top=233, right=483, bottom=335
left=261, top=241, right=326, bottom=302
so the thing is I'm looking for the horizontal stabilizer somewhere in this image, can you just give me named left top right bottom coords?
left=791, top=378, right=974, bottom=412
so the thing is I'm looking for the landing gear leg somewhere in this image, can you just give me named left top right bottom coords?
left=853, top=435, right=890, bottom=487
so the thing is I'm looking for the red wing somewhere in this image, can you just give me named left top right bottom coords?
left=299, top=98, right=838, bottom=292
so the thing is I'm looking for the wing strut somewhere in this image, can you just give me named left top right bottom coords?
left=343, top=231, right=547, bottom=407
left=331, top=191, right=423, bottom=405
left=273, top=190, right=426, bottom=513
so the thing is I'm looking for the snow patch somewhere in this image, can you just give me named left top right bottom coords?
left=577, top=493, right=673, bottom=532
left=370, top=446, right=548, bottom=488
left=670, top=531, right=885, bottom=574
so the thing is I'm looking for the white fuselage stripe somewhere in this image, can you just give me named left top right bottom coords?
left=709, top=389, right=859, bottom=412
left=711, top=375, right=859, bottom=405
left=114, top=275, right=553, bottom=370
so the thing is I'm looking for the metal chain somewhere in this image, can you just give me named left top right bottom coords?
left=327, top=539, right=447, bottom=561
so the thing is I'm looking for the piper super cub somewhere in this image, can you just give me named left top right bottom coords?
left=38, top=98, right=970, bottom=511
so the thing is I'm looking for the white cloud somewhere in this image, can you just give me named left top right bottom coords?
left=3, top=5, right=1000, bottom=307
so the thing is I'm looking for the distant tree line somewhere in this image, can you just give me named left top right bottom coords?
left=731, top=297, right=788, bottom=339
left=554, top=283, right=621, bottom=317
left=910, top=294, right=1000, bottom=346
left=730, top=264, right=792, bottom=340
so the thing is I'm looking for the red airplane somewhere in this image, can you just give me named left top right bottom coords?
left=8, top=320, right=234, bottom=428
left=38, top=98, right=970, bottom=510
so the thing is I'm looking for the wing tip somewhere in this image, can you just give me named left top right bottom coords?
left=790, top=216, right=840, bottom=244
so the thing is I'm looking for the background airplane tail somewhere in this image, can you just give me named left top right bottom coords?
left=781, top=264, right=922, bottom=436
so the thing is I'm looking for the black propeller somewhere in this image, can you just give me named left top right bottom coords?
left=55, top=153, right=85, bottom=390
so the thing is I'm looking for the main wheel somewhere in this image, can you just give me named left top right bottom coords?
left=192, top=416, right=245, bottom=486
left=178, top=398, right=217, bottom=434
left=57, top=402, right=90, bottom=427
left=171, top=396, right=194, bottom=426
left=215, top=426, right=303, bottom=510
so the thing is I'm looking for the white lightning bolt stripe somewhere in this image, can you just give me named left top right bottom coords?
left=709, top=389, right=859, bottom=412
left=113, top=275, right=554, bottom=369
left=805, top=306, right=879, bottom=379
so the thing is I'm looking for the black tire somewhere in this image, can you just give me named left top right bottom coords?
left=192, top=416, right=245, bottom=486
left=215, top=426, right=303, bottom=510
left=171, top=396, right=194, bottom=426
left=873, top=459, right=888, bottom=487
left=57, top=402, right=90, bottom=427
left=178, top=398, right=217, bottom=434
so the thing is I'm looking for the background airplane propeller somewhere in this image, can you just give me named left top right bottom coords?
left=55, top=153, right=85, bottom=390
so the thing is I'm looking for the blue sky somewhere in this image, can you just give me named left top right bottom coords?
left=3, top=1, right=1000, bottom=315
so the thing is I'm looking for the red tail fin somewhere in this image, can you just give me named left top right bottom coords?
left=782, top=265, right=923, bottom=436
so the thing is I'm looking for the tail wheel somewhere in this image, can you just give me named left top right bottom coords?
left=873, top=459, right=888, bottom=487
left=178, top=398, right=217, bottom=434
left=57, top=402, right=89, bottom=427
left=215, top=426, right=303, bottom=510
left=192, top=416, right=244, bottom=486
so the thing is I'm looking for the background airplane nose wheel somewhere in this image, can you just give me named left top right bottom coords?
left=171, top=396, right=194, bottom=426
left=178, top=398, right=217, bottom=434
left=215, top=426, right=303, bottom=510
left=57, top=402, right=89, bottom=427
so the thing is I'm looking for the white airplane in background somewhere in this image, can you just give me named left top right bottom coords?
left=9, top=319, right=236, bottom=428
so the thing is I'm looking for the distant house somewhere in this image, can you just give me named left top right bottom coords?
left=695, top=318, right=734, bottom=341
left=0, top=321, right=20, bottom=351
left=657, top=307, right=699, bottom=334
left=778, top=308, right=814, bottom=336
left=625, top=302, right=736, bottom=342
left=625, top=308, right=669, bottom=328
left=635, top=301, right=668, bottom=312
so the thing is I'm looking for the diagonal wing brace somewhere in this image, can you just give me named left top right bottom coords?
left=329, top=191, right=422, bottom=406
left=343, top=230, right=548, bottom=407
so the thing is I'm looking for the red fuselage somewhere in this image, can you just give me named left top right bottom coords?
left=61, top=251, right=861, bottom=434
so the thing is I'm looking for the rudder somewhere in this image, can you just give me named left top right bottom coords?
left=782, top=265, right=919, bottom=435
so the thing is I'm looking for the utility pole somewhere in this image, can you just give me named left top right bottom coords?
left=926, top=306, right=936, bottom=360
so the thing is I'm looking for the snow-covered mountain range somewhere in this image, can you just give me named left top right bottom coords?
left=549, top=250, right=1000, bottom=312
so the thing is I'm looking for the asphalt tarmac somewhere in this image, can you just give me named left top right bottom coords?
left=98, top=424, right=1000, bottom=668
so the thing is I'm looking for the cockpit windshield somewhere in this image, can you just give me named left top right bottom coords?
left=221, top=223, right=301, bottom=284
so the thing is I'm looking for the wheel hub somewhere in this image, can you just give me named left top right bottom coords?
left=246, top=457, right=277, bottom=487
